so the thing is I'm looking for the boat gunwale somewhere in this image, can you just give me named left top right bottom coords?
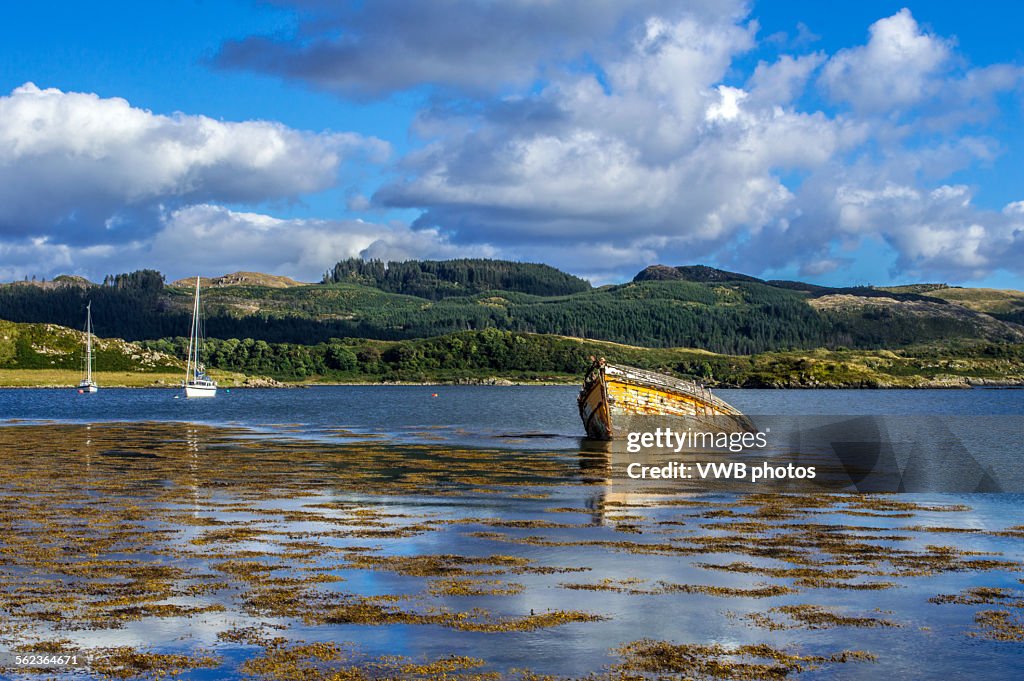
left=601, top=363, right=744, bottom=417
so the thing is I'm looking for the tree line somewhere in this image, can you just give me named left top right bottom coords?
left=322, top=257, right=592, bottom=298
left=138, top=329, right=1024, bottom=386
left=141, top=329, right=597, bottom=381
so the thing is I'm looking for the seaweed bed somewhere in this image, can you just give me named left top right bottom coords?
left=1, top=423, right=1023, bottom=679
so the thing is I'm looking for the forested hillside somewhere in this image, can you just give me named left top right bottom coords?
left=322, top=258, right=591, bottom=298
left=1, top=260, right=1022, bottom=355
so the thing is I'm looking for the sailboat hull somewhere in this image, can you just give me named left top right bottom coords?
left=185, top=384, right=217, bottom=398
left=183, top=276, right=218, bottom=398
left=80, top=302, right=98, bottom=392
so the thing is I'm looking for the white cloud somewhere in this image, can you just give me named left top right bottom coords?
left=0, top=83, right=387, bottom=242
left=0, top=237, right=120, bottom=283
left=799, top=258, right=844, bottom=277
left=747, top=52, right=825, bottom=105
left=151, top=205, right=491, bottom=281
left=1004, top=201, right=1024, bottom=216
left=797, top=181, right=1024, bottom=279
left=376, top=14, right=847, bottom=256
left=820, top=8, right=951, bottom=112
left=0, top=205, right=491, bottom=283
left=705, top=85, right=747, bottom=122
left=4, top=7, right=1024, bottom=286
left=371, top=8, right=1024, bottom=283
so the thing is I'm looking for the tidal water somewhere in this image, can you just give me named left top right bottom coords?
left=0, top=386, right=1022, bottom=680
left=2, top=385, right=1022, bottom=447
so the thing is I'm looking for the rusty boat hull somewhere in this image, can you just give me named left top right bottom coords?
left=577, top=361, right=754, bottom=440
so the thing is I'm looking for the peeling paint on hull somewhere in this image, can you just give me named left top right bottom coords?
left=578, top=361, right=753, bottom=440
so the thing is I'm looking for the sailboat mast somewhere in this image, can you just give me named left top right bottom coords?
left=85, top=302, right=93, bottom=382
left=193, top=276, right=201, bottom=381
left=186, top=277, right=199, bottom=383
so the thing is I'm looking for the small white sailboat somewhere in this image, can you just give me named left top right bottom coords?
left=78, top=301, right=99, bottom=393
left=183, top=276, right=217, bottom=398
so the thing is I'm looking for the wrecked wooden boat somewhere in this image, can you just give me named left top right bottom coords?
left=578, top=359, right=754, bottom=440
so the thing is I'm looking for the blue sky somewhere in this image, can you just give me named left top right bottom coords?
left=1, top=1, right=1023, bottom=288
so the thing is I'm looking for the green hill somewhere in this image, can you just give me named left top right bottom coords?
left=1, top=260, right=1022, bottom=356
left=633, top=264, right=761, bottom=283
left=322, top=257, right=591, bottom=298
left=0, top=319, right=255, bottom=387
left=926, top=287, right=1024, bottom=324
left=0, top=319, right=180, bottom=373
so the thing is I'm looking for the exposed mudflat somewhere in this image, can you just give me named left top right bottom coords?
left=1, top=423, right=1023, bottom=679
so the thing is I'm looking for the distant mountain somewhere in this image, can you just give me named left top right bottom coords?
left=5, top=274, right=93, bottom=290
left=635, top=265, right=948, bottom=302
left=634, top=264, right=761, bottom=283
left=170, top=271, right=306, bottom=289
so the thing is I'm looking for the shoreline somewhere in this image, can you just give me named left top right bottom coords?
left=2, top=366, right=1023, bottom=390
left=1, top=378, right=1022, bottom=389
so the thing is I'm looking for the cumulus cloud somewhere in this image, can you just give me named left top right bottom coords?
left=819, top=9, right=1023, bottom=123
left=830, top=184, right=1024, bottom=278
left=747, top=52, right=826, bottom=105
left=0, top=204, right=492, bottom=283
left=0, top=83, right=387, bottom=244
left=151, top=205, right=489, bottom=279
left=215, top=0, right=746, bottom=98
left=820, top=9, right=951, bottom=112
left=374, top=14, right=851, bottom=258
left=364, top=7, right=1024, bottom=283
left=0, top=238, right=122, bottom=284
left=4, top=7, right=1024, bottom=286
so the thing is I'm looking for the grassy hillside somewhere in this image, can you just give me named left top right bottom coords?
left=0, top=320, right=249, bottom=387
left=170, top=271, right=307, bottom=288
left=874, top=284, right=1024, bottom=326
left=0, top=319, right=180, bottom=372
left=926, top=287, right=1024, bottom=324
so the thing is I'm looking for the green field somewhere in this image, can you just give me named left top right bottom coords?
left=0, top=368, right=197, bottom=385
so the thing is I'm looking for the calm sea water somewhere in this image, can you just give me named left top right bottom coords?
left=2, top=387, right=1022, bottom=491
left=1, top=385, right=1021, bottom=447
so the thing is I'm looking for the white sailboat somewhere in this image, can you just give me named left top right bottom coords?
left=184, top=276, right=217, bottom=398
left=78, top=301, right=98, bottom=393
